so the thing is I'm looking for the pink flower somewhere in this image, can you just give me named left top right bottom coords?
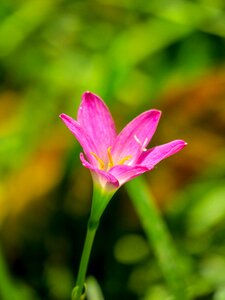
left=60, top=92, right=186, bottom=191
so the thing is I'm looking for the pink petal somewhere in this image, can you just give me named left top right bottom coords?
left=137, top=140, right=187, bottom=168
left=80, top=153, right=119, bottom=190
left=109, top=165, right=148, bottom=186
left=60, top=113, right=98, bottom=165
left=111, top=110, right=161, bottom=164
left=77, top=92, right=116, bottom=160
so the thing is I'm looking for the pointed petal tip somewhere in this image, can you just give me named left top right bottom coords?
left=59, top=113, right=73, bottom=123
left=177, top=139, right=188, bottom=147
left=149, top=109, right=162, bottom=115
left=155, top=109, right=161, bottom=120
left=144, top=109, right=162, bottom=120
left=59, top=113, right=66, bottom=120
left=153, top=109, right=162, bottom=115
left=80, top=91, right=103, bottom=110
left=169, top=139, right=188, bottom=151
left=82, top=90, right=91, bottom=97
left=82, top=91, right=96, bottom=101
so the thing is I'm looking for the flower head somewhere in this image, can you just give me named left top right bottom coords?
left=60, top=92, right=186, bottom=191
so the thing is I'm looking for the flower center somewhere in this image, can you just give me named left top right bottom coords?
left=90, top=147, right=132, bottom=171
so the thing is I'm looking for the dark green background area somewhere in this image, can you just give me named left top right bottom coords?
left=0, top=0, right=225, bottom=299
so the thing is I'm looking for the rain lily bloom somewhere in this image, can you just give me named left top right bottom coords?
left=60, top=92, right=186, bottom=192
left=61, top=92, right=187, bottom=300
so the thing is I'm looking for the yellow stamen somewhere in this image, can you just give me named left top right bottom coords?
left=90, top=147, right=132, bottom=171
left=107, top=147, right=114, bottom=168
left=118, top=155, right=132, bottom=165
left=90, top=152, right=105, bottom=170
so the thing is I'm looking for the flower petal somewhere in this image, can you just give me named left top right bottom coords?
left=137, top=140, right=187, bottom=168
left=80, top=153, right=119, bottom=190
left=77, top=92, right=116, bottom=160
left=60, top=113, right=98, bottom=165
left=111, top=110, right=161, bottom=164
left=109, top=165, right=148, bottom=186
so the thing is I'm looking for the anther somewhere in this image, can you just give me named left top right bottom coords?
left=90, top=152, right=105, bottom=170
left=118, top=155, right=132, bottom=165
left=107, top=147, right=114, bottom=168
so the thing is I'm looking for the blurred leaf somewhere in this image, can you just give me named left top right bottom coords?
left=114, top=234, right=150, bottom=265
left=187, top=185, right=225, bottom=235
left=188, top=275, right=213, bottom=300
left=86, top=276, right=104, bottom=300
left=109, top=18, right=192, bottom=68
left=214, top=286, right=225, bottom=300
left=200, top=255, right=225, bottom=287
left=45, top=264, right=73, bottom=299
left=144, top=285, right=171, bottom=300
left=0, top=0, right=56, bottom=57
left=126, top=177, right=189, bottom=300
left=128, top=261, right=161, bottom=296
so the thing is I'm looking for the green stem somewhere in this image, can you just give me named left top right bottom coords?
left=72, top=185, right=114, bottom=300
left=126, top=177, right=189, bottom=300
left=72, top=220, right=99, bottom=300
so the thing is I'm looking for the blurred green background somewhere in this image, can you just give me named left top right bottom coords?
left=0, top=0, right=225, bottom=299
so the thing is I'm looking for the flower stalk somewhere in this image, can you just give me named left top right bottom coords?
left=72, top=221, right=98, bottom=300
left=72, top=186, right=114, bottom=300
